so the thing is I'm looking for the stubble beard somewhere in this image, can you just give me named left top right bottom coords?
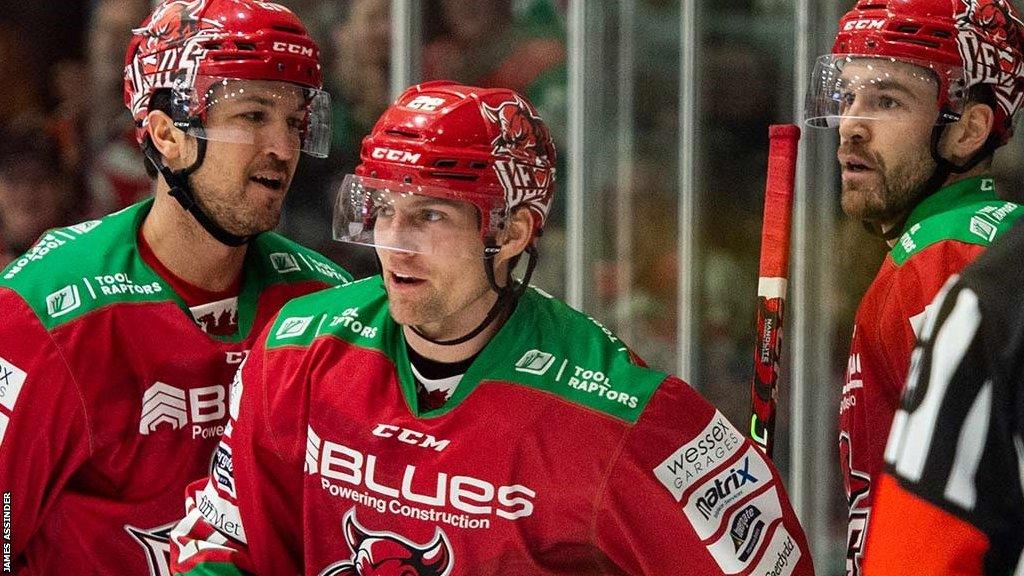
left=189, top=168, right=287, bottom=237
left=841, top=148, right=936, bottom=227
left=389, top=277, right=494, bottom=339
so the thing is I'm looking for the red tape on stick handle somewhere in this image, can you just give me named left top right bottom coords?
left=750, top=124, right=800, bottom=458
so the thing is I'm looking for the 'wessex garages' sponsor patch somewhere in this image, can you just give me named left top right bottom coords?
left=654, top=411, right=744, bottom=501
left=684, top=446, right=773, bottom=540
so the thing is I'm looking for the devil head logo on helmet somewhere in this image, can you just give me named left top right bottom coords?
left=961, top=0, right=1024, bottom=46
left=481, top=97, right=555, bottom=225
left=956, top=0, right=1024, bottom=121
left=134, top=0, right=208, bottom=52
left=483, top=97, right=552, bottom=167
left=319, top=509, right=454, bottom=576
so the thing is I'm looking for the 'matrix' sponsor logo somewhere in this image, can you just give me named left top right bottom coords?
left=685, top=447, right=773, bottom=540
left=696, top=456, right=759, bottom=520
left=654, top=412, right=744, bottom=501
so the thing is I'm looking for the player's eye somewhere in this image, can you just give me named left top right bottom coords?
left=878, top=95, right=901, bottom=110
left=419, top=209, right=445, bottom=223
left=238, top=110, right=267, bottom=124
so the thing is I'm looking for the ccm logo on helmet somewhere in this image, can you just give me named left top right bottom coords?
left=371, top=147, right=422, bottom=164
left=272, top=41, right=314, bottom=57
left=843, top=19, right=885, bottom=31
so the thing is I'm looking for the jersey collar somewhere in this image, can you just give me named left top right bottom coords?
left=903, top=176, right=997, bottom=234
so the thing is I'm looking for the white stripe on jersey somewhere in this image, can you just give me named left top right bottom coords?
left=893, top=287, right=980, bottom=482
left=943, top=381, right=992, bottom=510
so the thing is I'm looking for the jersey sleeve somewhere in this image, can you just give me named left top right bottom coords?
left=0, top=288, right=91, bottom=566
left=864, top=277, right=1024, bottom=575
left=171, top=323, right=310, bottom=575
left=593, top=377, right=814, bottom=576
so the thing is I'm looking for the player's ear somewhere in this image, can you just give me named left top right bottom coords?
left=496, top=207, right=535, bottom=266
left=942, top=101, right=995, bottom=163
left=147, top=110, right=197, bottom=170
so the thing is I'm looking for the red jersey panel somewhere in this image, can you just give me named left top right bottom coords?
left=0, top=200, right=351, bottom=574
left=171, top=278, right=815, bottom=575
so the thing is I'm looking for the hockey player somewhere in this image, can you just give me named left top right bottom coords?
left=0, top=1, right=351, bottom=573
left=803, top=1, right=1024, bottom=572
left=862, top=203, right=1024, bottom=574
left=168, top=81, right=815, bottom=575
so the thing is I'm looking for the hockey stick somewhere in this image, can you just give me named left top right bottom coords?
left=749, top=124, right=800, bottom=458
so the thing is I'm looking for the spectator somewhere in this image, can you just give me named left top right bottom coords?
left=0, top=146, right=77, bottom=268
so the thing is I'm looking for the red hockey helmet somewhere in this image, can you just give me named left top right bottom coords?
left=806, top=0, right=1024, bottom=146
left=123, top=0, right=330, bottom=157
left=333, top=81, right=556, bottom=258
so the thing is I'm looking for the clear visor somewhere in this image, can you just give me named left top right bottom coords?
left=333, top=174, right=508, bottom=259
left=181, top=76, right=331, bottom=158
left=805, top=55, right=966, bottom=128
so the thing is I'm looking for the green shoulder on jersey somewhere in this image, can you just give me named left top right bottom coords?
left=891, top=176, right=1022, bottom=266
left=265, top=276, right=667, bottom=423
left=0, top=199, right=351, bottom=340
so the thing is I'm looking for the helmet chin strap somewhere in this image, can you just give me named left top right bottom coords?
left=410, top=242, right=538, bottom=347
left=863, top=117, right=997, bottom=241
left=142, top=127, right=254, bottom=247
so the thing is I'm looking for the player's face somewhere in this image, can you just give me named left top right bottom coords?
left=374, top=195, right=498, bottom=339
left=836, top=59, right=941, bottom=226
left=186, top=81, right=308, bottom=236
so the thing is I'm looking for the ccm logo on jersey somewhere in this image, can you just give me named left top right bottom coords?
left=271, top=41, right=314, bottom=57
left=843, top=18, right=884, bottom=30
left=373, top=423, right=450, bottom=452
left=139, top=382, right=227, bottom=439
left=371, top=147, right=422, bottom=164
left=654, top=412, right=744, bottom=501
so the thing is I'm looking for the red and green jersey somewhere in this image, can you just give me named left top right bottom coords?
left=840, top=176, right=1021, bottom=575
left=0, top=200, right=351, bottom=575
left=170, top=277, right=814, bottom=575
